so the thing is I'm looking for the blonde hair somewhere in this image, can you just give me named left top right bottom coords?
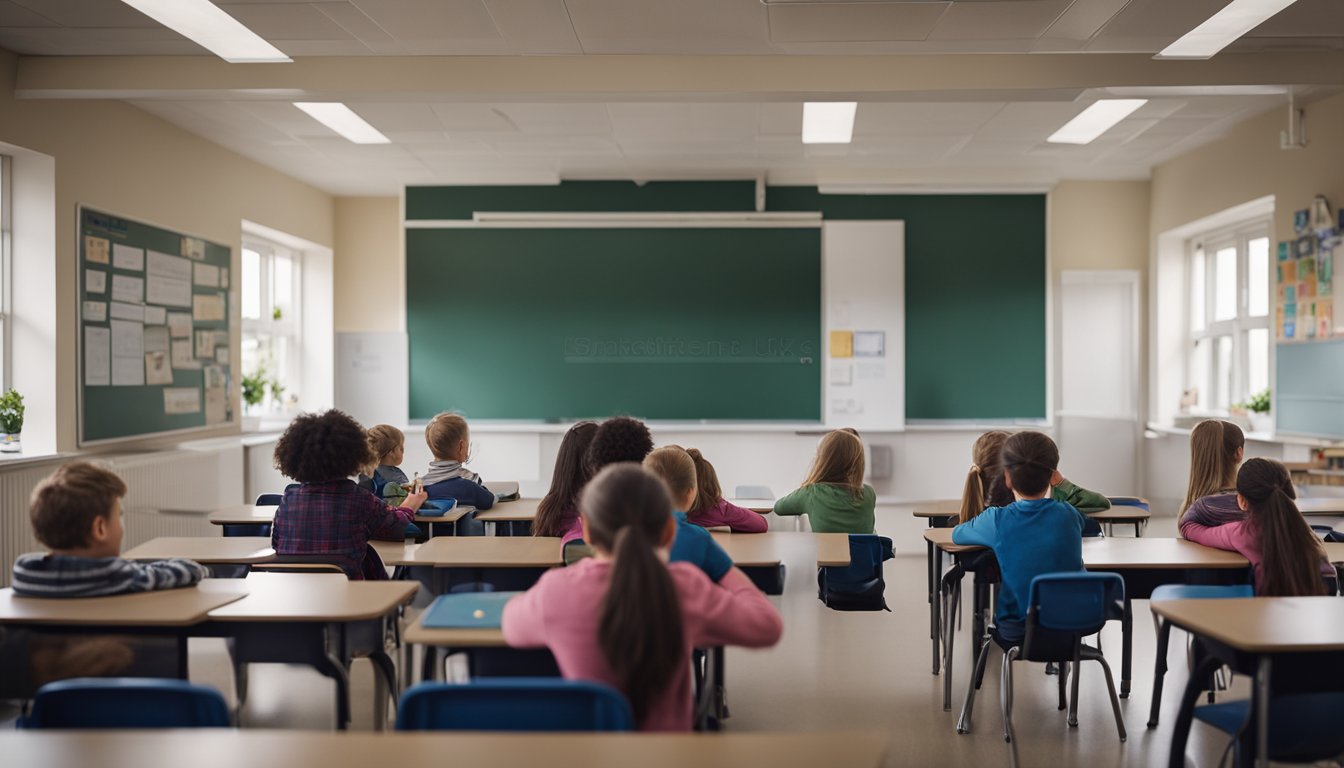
left=425, top=412, right=470, bottom=461
left=803, top=430, right=865, bottom=497
left=1182, top=419, right=1244, bottom=512
left=960, top=431, right=1010, bottom=523
left=643, top=445, right=697, bottom=503
left=365, top=425, right=404, bottom=470
left=686, top=448, right=723, bottom=515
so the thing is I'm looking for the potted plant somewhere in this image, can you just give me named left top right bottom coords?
left=0, top=388, right=24, bottom=452
left=241, top=368, right=268, bottom=430
left=1244, top=388, right=1272, bottom=433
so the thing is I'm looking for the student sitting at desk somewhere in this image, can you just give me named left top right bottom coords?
left=951, top=431, right=1087, bottom=644
left=502, top=464, right=783, bottom=731
left=1180, top=458, right=1331, bottom=596
left=533, top=421, right=599, bottom=542
left=422, top=411, right=496, bottom=511
left=271, top=410, right=427, bottom=580
left=959, top=430, right=1109, bottom=536
left=644, top=446, right=736, bottom=582
left=357, top=424, right=413, bottom=504
left=1179, top=419, right=1244, bottom=526
left=684, top=448, right=768, bottom=533
left=774, top=429, right=876, bottom=533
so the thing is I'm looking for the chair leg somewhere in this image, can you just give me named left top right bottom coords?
left=942, top=573, right=961, bottom=711
left=1148, top=619, right=1172, bottom=728
left=1068, top=643, right=1082, bottom=727
left=1092, top=653, right=1128, bottom=742
left=956, top=635, right=993, bottom=734
left=1057, top=659, right=1069, bottom=711
left=1002, top=648, right=1020, bottom=768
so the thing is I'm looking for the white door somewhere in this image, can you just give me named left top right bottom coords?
left=1057, top=271, right=1141, bottom=496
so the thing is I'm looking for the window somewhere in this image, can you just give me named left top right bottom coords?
left=1186, top=221, right=1271, bottom=412
left=241, top=237, right=301, bottom=413
left=0, top=154, right=9, bottom=391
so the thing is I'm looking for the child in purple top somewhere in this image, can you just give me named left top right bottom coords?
left=1180, top=458, right=1330, bottom=596
left=684, top=448, right=767, bottom=533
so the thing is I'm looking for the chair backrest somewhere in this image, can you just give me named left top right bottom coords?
left=1028, top=572, right=1125, bottom=635
left=255, top=493, right=283, bottom=505
left=395, top=679, right=633, bottom=732
left=20, top=678, right=230, bottom=729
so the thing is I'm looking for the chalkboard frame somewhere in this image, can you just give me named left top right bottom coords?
left=76, top=204, right=235, bottom=447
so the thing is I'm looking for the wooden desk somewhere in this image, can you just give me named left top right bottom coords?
left=369, top=539, right=421, bottom=567
left=207, top=572, right=416, bottom=623
left=413, top=536, right=564, bottom=569
left=710, top=531, right=852, bottom=568
left=0, top=729, right=890, bottom=768
left=728, top=498, right=775, bottom=514
left=207, top=504, right=277, bottom=526
left=123, top=537, right=276, bottom=565
left=1295, top=496, right=1344, bottom=515
left=912, top=499, right=960, bottom=519
left=475, top=497, right=542, bottom=523
left=1152, top=597, right=1344, bottom=768
left=0, top=581, right=248, bottom=628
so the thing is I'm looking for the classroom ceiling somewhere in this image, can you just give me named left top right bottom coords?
left=3, top=0, right=1344, bottom=194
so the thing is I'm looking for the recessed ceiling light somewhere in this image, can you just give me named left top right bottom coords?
left=1158, top=0, right=1300, bottom=59
left=119, top=0, right=290, bottom=63
left=1046, top=100, right=1148, bottom=145
left=294, top=103, right=391, bottom=145
left=803, top=102, right=857, bottom=144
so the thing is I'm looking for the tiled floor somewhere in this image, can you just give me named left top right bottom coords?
left=4, top=517, right=1256, bottom=767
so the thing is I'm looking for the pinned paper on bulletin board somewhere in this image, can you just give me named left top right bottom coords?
left=829, top=330, right=853, bottom=358
left=853, top=331, right=885, bottom=358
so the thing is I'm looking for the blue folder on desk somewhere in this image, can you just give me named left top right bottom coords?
left=422, top=592, right=522, bottom=629
left=417, top=498, right=457, bottom=517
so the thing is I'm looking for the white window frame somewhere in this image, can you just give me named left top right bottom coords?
left=241, top=235, right=302, bottom=413
left=0, top=154, right=10, bottom=392
left=1185, top=218, right=1271, bottom=414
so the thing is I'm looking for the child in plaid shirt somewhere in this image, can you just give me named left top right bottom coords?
left=271, top=410, right=428, bottom=580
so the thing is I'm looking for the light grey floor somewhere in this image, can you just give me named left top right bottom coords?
left=2, top=518, right=1270, bottom=767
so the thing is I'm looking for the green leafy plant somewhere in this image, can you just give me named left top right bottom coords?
left=241, top=369, right=268, bottom=408
left=268, top=378, right=286, bottom=404
left=272, top=307, right=283, bottom=321
left=1243, top=388, right=1272, bottom=414
left=0, top=389, right=23, bottom=434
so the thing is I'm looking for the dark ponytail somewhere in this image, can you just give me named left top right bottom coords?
left=582, top=463, right=684, bottom=727
left=1237, top=458, right=1326, bottom=596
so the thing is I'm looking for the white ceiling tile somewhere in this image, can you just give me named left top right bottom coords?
left=315, top=1, right=399, bottom=48
left=216, top=3, right=352, bottom=39
left=10, top=0, right=158, bottom=27
left=345, top=102, right=444, bottom=131
left=0, top=26, right=204, bottom=54
left=483, top=0, right=582, bottom=53
left=269, top=39, right=377, bottom=55
left=565, top=0, right=771, bottom=53
left=0, top=0, right=55, bottom=27
left=348, top=0, right=500, bottom=42
left=766, top=3, right=947, bottom=43
left=853, top=102, right=1004, bottom=137
left=1244, top=0, right=1344, bottom=37
left=972, top=102, right=1080, bottom=139
left=606, top=103, right=760, bottom=141
left=1086, top=0, right=1231, bottom=49
left=928, top=0, right=1072, bottom=40
left=429, top=104, right=520, bottom=132
left=1039, top=0, right=1131, bottom=42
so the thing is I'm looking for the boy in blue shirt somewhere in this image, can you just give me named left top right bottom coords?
left=951, top=431, right=1086, bottom=643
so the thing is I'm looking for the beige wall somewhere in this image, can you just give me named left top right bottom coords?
left=0, top=49, right=334, bottom=451
left=333, top=196, right=401, bottom=333
left=1152, top=91, right=1344, bottom=240
left=1050, top=180, right=1151, bottom=272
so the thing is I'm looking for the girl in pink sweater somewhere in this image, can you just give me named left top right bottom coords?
left=502, top=463, right=783, bottom=730
left=683, top=447, right=768, bottom=533
left=1179, top=458, right=1329, bottom=596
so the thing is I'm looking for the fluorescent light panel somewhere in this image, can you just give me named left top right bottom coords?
left=120, top=0, right=289, bottom=63
left=294, top=103, right=391, bottom=145
left=1158, top=0, right=1300, bottom=59
left=1047, top=99, right=1147, bottom=145
left=803, top=102, right=857, bottom=144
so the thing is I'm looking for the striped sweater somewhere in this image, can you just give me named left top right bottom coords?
left=11, top=553, right=208, bottom=598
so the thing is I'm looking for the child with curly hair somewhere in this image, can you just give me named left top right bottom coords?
left=271, top=409, right=428, bottom=580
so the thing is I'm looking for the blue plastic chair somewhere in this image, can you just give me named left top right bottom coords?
left=957, top=572, right=1127, bottom=768
left=1146, top=583, right=1255, bottom=729
left=817, top=535, right=894, bottom=611
left=395, top=679, right=633, bottom=732
left=223, top=492, right=280, bottom=538
left=19, top=678, right=230, bottom=729
left=1194, top=692, right=1344, bottom=764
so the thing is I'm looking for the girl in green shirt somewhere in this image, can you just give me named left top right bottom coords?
left=774, top=429, right=876, bottom=534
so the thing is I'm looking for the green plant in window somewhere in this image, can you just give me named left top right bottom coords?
left=272, top=307, right=282, bottom=321
left=268, top=378, right=286, bottom=405
left=0, top=389, right=24, bottom=434
left=241, top=368, right=268, bottom=408
left=1244, top=388, right=1272, bottom=414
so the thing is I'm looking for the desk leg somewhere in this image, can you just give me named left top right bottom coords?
left=1254, top=657, right=1271, bottom=768
left=930, top=543, right=941, bottom=675
left=714, top=646, right=729, bottom=721
left=1168, top=655, right=1223, bottom=768
left=1120, top=597, right=1132, bottom=698
left=971, top=578, right=988, bottom=681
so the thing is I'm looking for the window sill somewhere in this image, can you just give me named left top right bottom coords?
left=1146, top=422, right=1336, bottom=447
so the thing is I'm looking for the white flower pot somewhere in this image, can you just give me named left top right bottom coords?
left=0, top=432, right=21, bottom=452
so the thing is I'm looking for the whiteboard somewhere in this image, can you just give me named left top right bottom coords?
left=335, top=332, right=408, bottom=429
left=822, top=221, right=905, bottom=431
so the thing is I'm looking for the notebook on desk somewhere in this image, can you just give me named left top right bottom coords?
left=417, top=498, right=458, bottom=517
left=422, top=591, right=522, bottom=629
left=490, top=480, right=521, bottom=502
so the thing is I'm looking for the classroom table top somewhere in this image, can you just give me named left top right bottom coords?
left=922, top=529, right=1250, bottom=569
left=710, top=531, right=852, bottom=568
left=122, top=537, right=276, bottom=564
left=411, top=536, right=565, bottom=568
left=729, top=498, right=776, bottom=514
left=205, top=572, right=417, bottom=623
left=1295, top=496, right=1344, bottom=515
left=403, top=610, right=507, bottom=648
left=911, top=499, right=1150, bottom=521
left=0, top=729, right=890, bottom=768
left=0, top=580, right=249, bottom=627
left=475, top=496, right=542, bottom=522
left=911, top=499, right=960, bottom=518
left=414, top=505, right=474, bottom=524
left=1151, top=597, right=1344, bottom=653
left=208, top=503, right=476, bottom=526
left=369, top=539, right=422, bottom=567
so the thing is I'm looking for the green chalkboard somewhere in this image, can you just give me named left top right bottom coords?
left=406, top=227, right=821, bottom=421
left=78, top=207, right=234, bottom=445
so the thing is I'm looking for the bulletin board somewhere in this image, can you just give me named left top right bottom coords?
left=77, top=206, right=234, bottom=446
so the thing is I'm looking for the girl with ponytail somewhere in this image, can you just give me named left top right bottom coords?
left=682, top=447, right=768, bottom=533
left=958, top=431, right=1112, bottom=525
left=1178, top=419, right=1245, bottom=526
left=502, top=463, right=782, bottom=730
left=1180, top=457, right=1330, bottom=596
